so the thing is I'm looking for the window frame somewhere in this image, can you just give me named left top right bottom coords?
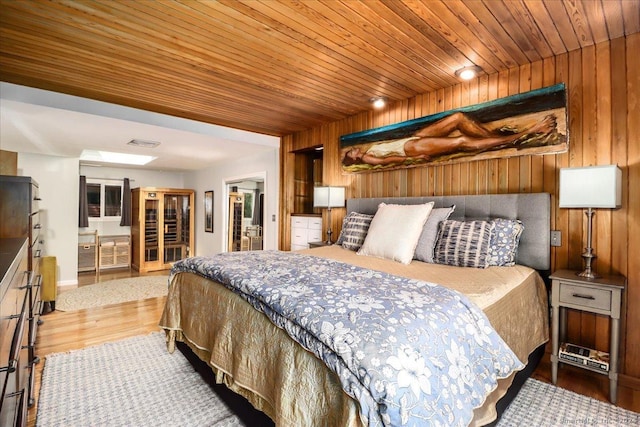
left=86, top=179, right=124, bottom=222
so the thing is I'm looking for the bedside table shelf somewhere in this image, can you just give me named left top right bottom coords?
left=550, top=269, right=626, bottom=403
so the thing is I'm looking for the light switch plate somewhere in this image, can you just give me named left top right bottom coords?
left=550, top=230, right=562, bottom=247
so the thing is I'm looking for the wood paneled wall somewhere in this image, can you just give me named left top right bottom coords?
left=280, top=34, right=639, bottom=383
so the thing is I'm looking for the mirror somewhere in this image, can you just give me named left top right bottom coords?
left=226, top=179, right=265, bottom=252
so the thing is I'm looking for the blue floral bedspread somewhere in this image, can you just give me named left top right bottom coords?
left=171, top=251, right=524, bottom=427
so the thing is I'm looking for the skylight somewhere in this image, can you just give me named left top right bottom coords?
left=80, top=150, right=156, bottom=166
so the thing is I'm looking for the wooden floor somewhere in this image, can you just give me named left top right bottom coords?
left=27, top=268, right=169, bottom=427
left=27, top=268, right=640, bottom=426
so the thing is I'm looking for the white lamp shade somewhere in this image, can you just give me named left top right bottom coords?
left=313, top=186, right=345, bottom=208
left=559, top=165, right=622, bottom=208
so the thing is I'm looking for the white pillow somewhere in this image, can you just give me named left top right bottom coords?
left=358, top=202, right=434, bottom=264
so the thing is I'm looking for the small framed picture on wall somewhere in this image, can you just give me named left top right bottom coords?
left=204, top=190, right=213, bottom=233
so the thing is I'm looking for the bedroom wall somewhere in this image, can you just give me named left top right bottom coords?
left=280, top=34, right=639, bottom=385
left=17, top=153, right=79, bottom=286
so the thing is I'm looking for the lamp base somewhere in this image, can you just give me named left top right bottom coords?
left=325, top=229, right=333, bottom=245
left=576, top=209, right=599, bottom=280
left=577, top=250, right=599, bottom=279
left=576, top=269, right=599, bottom=280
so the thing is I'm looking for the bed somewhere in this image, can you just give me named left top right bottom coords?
left=160, top=193, right=551, bottom=426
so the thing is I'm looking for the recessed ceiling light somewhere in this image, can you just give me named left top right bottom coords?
left=127, top=139, right=161, bottom=148
left=80, top=150, right=156, bottom=166
left=370, top=97, right=386, bottom=109
left=455, top=66, right=483, bottom=80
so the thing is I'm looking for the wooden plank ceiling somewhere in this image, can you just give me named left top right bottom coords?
left=1, top=0, right=638, bottom=137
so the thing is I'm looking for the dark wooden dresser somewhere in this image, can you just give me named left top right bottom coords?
left=0, top=238, right=30, bottom=427
left=0, top=175, right=43, bottom=423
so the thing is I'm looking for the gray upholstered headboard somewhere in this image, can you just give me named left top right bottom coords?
left=346, top=193, right=551, bottom=271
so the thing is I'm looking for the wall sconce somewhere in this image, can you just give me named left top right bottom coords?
left=559, top=165, right=622, bottom=278
left=313, top=186, right=345, bottom=244
left=455, top=66, right=483, bottom=80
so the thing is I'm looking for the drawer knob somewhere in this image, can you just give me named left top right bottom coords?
left=572, top=293, right=595, bottom=300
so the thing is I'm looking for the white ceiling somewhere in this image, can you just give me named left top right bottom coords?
left=0, top=83, right=280, bottom=172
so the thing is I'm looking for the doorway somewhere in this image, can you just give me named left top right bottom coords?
left=224, top=175, right=265, bottom=252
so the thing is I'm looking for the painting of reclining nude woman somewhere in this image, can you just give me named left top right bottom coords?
left=341, top=83, right=568, bottom=173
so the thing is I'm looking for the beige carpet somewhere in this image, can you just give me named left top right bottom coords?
left=56, top=275, right=169, bottom=311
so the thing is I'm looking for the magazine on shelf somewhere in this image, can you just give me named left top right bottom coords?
left=559, top=342, right=610, bottom=372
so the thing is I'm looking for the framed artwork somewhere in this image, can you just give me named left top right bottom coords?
left=204, top=190, right=213, bottom=233
left=340, top=83, right=568, bottom=173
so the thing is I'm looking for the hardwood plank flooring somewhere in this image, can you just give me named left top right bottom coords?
left=27, top=268, right=640, bottom=427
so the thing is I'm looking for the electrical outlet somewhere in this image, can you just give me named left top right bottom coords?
left=272, top=214, right=276, bottom=222
left=550, top=230, right=562, bottom=247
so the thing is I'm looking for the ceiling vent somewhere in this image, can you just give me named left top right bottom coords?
left=127, top=139, right=161, bottom=148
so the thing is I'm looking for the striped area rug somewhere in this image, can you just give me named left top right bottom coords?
left=37, top=333, right=639, bottom=426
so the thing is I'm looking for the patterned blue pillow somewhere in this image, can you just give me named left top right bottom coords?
left=434, top=220, right=494, bottom=268
left=336, top=212, right=374, bottom=251
left=336, top=212, right=357, bottom=245
left=488, top=218, right=524, bottom=266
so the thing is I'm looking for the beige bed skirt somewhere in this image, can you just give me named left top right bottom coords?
left=161, top=272, right=364, bottom=426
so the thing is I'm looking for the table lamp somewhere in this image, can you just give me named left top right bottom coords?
left=559, top=165, right=622, bottom=279
left=313, top=186, right=345, bottom=244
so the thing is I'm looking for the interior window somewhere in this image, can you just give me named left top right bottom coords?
left=104, top=185, right=122, bottom=217
left=86, top=181, right=123, bottom=220
left=87, top=183, right=101, bottom=218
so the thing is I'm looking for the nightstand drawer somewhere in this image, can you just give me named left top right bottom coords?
left=559, top=283, right=611, bottom=312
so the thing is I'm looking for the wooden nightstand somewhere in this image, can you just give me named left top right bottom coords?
left=308, top=241, right=332, bottom=248
left=550, top=269, right=626, bottom=403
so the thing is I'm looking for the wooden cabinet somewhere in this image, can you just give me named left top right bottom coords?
left=290, top=215, right=323, bottom=251
left=98, top=235, right=130, bottom=270
left=131, top=187, right=194, bottom=272
left=0, top=239, right=29, bottom=427
left=0, top=175, right=42, bottom=411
